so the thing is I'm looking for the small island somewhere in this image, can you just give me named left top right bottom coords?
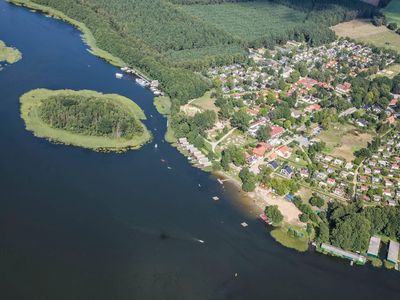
left=20, top=89, right=151, bottom=151
left=0, top=40, right=22, bottom=65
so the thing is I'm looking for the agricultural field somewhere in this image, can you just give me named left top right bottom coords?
left=181, top=2, right=307, bottom=43
left=318, top=123, right=372, bottom=161
left=332, top=19, right=400, bottom=52
left=384, top=0, right=400, bottom=25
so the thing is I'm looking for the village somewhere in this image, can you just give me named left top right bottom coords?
left=174, top=38, right=400, bottom=267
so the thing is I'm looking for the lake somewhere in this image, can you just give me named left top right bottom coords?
left=0, top=1, right=399, bottom=299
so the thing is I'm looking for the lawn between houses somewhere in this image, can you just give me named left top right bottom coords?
left=20, top=89, right=151, bottom=152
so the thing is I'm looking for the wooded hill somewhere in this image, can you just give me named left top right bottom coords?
left=21, top=0, right=378, bottom=104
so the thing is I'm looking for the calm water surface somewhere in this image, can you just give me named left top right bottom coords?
left=0, top=2, right=399, bottom=299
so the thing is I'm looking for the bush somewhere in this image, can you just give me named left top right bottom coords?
left=309, top=196, right=325, bottom=208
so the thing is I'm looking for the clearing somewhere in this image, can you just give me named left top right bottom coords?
left=318, top=123, right=372, bottom=161
left=189, top=91, right=219, bottom=113
left=332, top=19, right=400, bottom=52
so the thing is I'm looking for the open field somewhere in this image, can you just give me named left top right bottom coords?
left=181, top=2, right=307, bottom=43
left=20, top=89, right=151, bottom=151
left=384, top=0, right=400, bottom=25
left=319, top=123, right=372, bottom=161
left=0, top=40, right=22, bottom=64
left=332, top=19, right=400, bottom=52
left=375, top=63, right=400, bottom=78
left=190, top=91, right=219, bottom=113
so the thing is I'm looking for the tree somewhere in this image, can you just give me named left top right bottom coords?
left=239, top=167, right=257, bottom=192
left=299, top=213, right=310, bottom=223
left=256, top=125, right=272, bottom=141
left=309, top=195, right=325, bottom=208
left=316, top=222, right=330, bottom=243
left=331, top=214, right=371, bottom=252
left=265, top=205, right=283, bottom=224
left=231, top=111, right=251, bottom=132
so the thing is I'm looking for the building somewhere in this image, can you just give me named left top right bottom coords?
left=387, top=240, right=400, bottom=264
left=336, top=82, right=351, bottom=95
left=276, top=145, right=292, bottom=159
left=320, top=243, right=366, bottom=264
left=252, top=142, right=270, bottom=157
left=367, top=236, right=381, bottom=257
left=305, top=104, right=321, bottom=113
left=281, top=165, right=293, bottom=178
left=270, top=125, right=285, bottom=139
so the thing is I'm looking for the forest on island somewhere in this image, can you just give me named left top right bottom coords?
left=16, top=0, right=379, bottom=105
left=39, top=95, right=144, bottom=139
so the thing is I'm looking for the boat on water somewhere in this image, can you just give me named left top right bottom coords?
left=135, top=78, right=149, bottom=87
left=259, top=213, right=272, bottom=225
left=115, top=72, right=123, bottom=79
left=154, top=144, right=158, bottom=149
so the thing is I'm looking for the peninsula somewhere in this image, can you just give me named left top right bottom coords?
left=0, top=40, right=22, bottom=64
left=20, top=89, right=151, bottom=151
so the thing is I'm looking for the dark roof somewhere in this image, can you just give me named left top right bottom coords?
left=269, top=160, right=279, bottom=169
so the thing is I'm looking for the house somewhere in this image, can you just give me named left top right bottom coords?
left=305, top=104, right=321, bottom=113
left=300, top=168, right=309, bottom=178
left=345, top=162, right=354, bottom=170
left=389, top=98, right=398, bottom=106
left=276, top=145, right=292, bottom=158
left=336, top=82, right=351, bottom=95
left=270, top=125, right=285, bottom=139
left=327, top=178, right=336, bottom=185
left=252, top=142, right=270, bottom=157
left=281, top=165, right=294, bottom=178
left=268, top=160, right=279, bottom=170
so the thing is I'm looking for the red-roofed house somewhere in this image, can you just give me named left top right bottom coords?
left=336, top=82, right=351, bottom=95
left=270, top=125, right=285, bottom=139
left=387, top=115, right=396, bottom=124
left=252, top=143, right=271, bottom=157
left=389, top=98, right=398, bottom=106
left=305, top=104, right=321, bottom=113
left=276, top=145, right=292, bottom=158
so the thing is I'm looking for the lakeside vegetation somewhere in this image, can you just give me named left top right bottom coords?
left=20, top=89, right=151, bottom=151
left=0, top=40, right=22, bottom=64
left=270, top=226, right=309, bottom=252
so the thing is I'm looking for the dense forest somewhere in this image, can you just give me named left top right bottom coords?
left=18, top=0, right=378, bottom=104
left=39, top=95, right=144, bottom=138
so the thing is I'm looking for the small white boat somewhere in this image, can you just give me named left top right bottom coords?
left=198, top=239, right=205, bottom=244
left=154, top=144, right=158, bottom=149
left=115, top=73, right=123, bottom=79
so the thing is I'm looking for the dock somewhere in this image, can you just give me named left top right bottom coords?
left=320, top=243, right=366, bottom=264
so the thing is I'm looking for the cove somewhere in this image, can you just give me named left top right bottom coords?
left=0, top=1, right=399, bottom=300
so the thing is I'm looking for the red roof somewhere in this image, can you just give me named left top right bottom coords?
left=252, top=143, right=268, bottom=157
left=389, top=98, right=398, bottom=106
left=305, top=104, right=321, bottom=112
left=270, top=125, right=285, bottom=138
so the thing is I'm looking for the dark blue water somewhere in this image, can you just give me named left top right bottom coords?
left=0, top=2, right=399, bottom=299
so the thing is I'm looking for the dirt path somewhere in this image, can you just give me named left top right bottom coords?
left=206, top=127, right=236, bottom=152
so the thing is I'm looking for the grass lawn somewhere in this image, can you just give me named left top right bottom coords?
left=0, top=40, right=22, bottom=64
left=190, top=90, right=219, bottom=113
left=318, top=123, right=372, bottom=161
left=332, top=19, right=400, bottom=53
left=20, top=89, right=151, bottom=151
left=270, top=226, right=309, bottom=252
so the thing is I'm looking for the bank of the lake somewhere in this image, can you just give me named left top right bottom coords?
left=20, top=89, right=151, bottom=151
left=0, top=39, right=21, bottom=64
left=2, top=1, right=400, bottom=299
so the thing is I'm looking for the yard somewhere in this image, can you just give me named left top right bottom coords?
left=318, top=123, right=372, bottom=161
left=332, top=19, right=400, bottom=52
